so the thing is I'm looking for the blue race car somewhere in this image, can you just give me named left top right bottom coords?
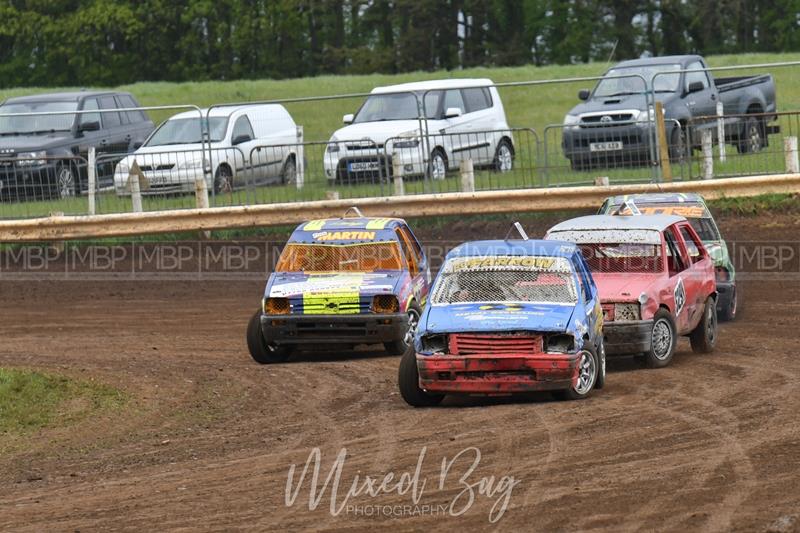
left=399, top=230, right=605, bottom=406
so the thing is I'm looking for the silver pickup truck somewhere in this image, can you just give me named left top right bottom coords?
left=562, top=54, right=778, bottom=170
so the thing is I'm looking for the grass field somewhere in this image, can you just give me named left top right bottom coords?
left=1, top=52, right=799, bottom=219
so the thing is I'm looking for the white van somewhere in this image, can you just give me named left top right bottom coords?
left=323, top=79, right=513, bottom=184
left=114, top=104, right=299, bottom=195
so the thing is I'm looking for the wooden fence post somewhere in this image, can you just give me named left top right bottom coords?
left=784, top=136, right=799, bottom=174
left=655, top=101, right=672, bottom=182
left=460, top=159, right=475, bottom=192
left=701, top=130, right=714, bottom=180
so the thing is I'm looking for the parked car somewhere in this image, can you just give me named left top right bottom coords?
left=324, top=78, right=514, bottom=184
left=399, top=234, right=605, bottom=407
left=114, top=104, right=299, bottom=196
left=0, top=91, right=154, bottom=200
left=598, top=193, right=738, bottom=320
left=247, top=209, right=430, bottom=364
left=562, top=54, right=777, bottom=170
left=546, top=213, right=717, bottom=368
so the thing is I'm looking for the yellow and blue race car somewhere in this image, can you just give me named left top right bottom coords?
left=247, top=209, right=430, bottom=363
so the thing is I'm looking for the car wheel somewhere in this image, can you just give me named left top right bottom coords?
left=398, top=344, right=444, bottom=407
left=690, top=297, right=718, bottom=353
left=214, top=165, right=233, bottom=194
left=669, top=126, right=688, bottom=163
left=719, top=285, right=738, bottom=322
left=428, top=149, right=448, bottom=180
left=281, top=156, right=297, bottom=185
left=594, top=340, right=606, bottom=390
left=384, top=303, right=420, bottom=355
left=246, top=309, right=291, bottom=364
left=644, top=309, right=676, bottom=368
left=493, top=139, right=514, bottom=172
left=737, top=116, right=765, bottom=153
left=553, top=345, right=599, bottom=400
left=56, top=162, right=78, bottom=199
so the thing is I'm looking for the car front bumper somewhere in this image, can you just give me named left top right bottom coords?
left=603, top=319, right=654, bottom=355
left=114, top=170, right=208, bottom=196
left=415, top=352, right=580, bottom=394
left=260, top=313, right=409, bottom=346
left=324, top=149, right=428, bottom=183
left=562, top=123, right=656, bottom=163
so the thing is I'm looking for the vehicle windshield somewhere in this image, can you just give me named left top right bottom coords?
left=578, top=243, right=663, bottom=274
left=145, top=117, right=228, bottom=147
left=593, top=64, right=682, bottom=97
left=688, top=217, right=719, bottom=241
left=609, top=203, right=720, bottom=241
left=0, top=101, right=78, bottom=134
left=431, top=256, right=578, bottom=305
left=353, top=92, right=440, bottom=123
left=275, top=242, right=403, bottom=273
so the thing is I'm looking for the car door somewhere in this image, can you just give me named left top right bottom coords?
left=678, top=222, right=712, bottom=327
left=574, top=253, right=603, bottom=344
left=116, top=94, right=153, bottom=148
left=664, top=225, right=693, bottom=333
left=77, top=97, right=113, bottom=188
left=461, top=87, right=496, bottom=164
left=229, top=114, right=259, bottom=186
left=440, top=89, right=473, bottom=164
left=684, top=60, right=718, bottom=125
left=98, top=95, right=131, bottom=155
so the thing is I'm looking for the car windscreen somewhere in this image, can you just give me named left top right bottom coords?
left=593, top=64, right=682, bottom=97
left=578, top=243, right=663, bottom=274
left=687, top=217, right=719, bottom=241
left=145, top=117, right=228, bottom=147
left=0, top=101, right=78, bottom=134
left=430, top=256, right=578, bottom=305
left=353, top=92, right=439, bottom=123
left=275, top=242, right=404, bottom=273
left=608, top=203, right=719, bottom=241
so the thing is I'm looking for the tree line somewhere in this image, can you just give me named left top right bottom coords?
left=0, top=0, right=798, bottom=88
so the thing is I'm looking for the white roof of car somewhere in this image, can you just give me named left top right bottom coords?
left=169, top=104, right=286, bottom=121
left=371, top=78, right=494, bottom=94
left=548, top=214, right=685, bottom=233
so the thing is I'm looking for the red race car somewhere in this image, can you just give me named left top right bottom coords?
left=546, top=213, right=717, bottom=367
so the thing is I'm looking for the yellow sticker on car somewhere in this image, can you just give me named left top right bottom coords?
left=365, top=218, right=394, bottom=229
left=303, top=219, right=327, bottom=231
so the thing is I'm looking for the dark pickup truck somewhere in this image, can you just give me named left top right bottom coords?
left=0, top=91, right=154, bottom=201
left=562, top=54, right=777, bottom=170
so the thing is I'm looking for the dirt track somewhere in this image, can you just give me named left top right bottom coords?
left=1, top=212, right=799, bottom=532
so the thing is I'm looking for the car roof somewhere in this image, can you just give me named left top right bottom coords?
left=604, top=193, right=706, bottom=205
left=294, top=217, right=406, bottom=232
left=548, top=214, right=685, bottom=233
left=446, top=239, right=579, bottom=259
left=4, top=90, right=125, bottom=104
left=613, top=55, right=702, bottom=69
left=371, top=78, right=494, bottom=94
left=169, top=104, right=288, bottom=121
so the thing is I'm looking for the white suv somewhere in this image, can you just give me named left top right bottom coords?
left=323, top=79, right=514, bottom=184
left=114, top=104, right=299, bottom=195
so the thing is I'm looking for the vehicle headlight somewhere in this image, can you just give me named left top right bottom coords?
left=394, top=139, right=420, bottom=149
left=546, top=334, right=575, bottom=353
left=17, top=151, right=47, bottom=166
left=614, top=303, right=641, bottom=321
left=372, top=295, right=399, bottom=313
left=326, top=137, right=340, bottom=153
left=563, top=114, right=580, bottom=126
left=263, top=297, right=290, bottom=315
left=421, top=334, right=447, bottom=354
left=178, top=159, right=206, bottom=170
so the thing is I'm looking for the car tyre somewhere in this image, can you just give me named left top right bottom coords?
left=428, top=149, right=448, bottom=180
left=493, top=139, right=514, bottom=172
left=690, top=296, right=718, bottom=353
left=281, top=156, right=297, bottom=185
left=669, top=125, right=688, bottom=163
left=737, top=116, right=765, bottom=153
left=214, top=165, right=234, bottom=194
left=247, top=309, right=292, bottom=364
left=398, top=344, right=444, bottom=407
left=718, top=285, right=738, bottom=322
left=644, top=309, right=677, bottom=368
left=553, top=345, right=599, bottom=400
left=384, top=303, right=421, bottom=355
left=594, top=340, right=606, bottom=390
left=55, top=162, right=79, bottom=199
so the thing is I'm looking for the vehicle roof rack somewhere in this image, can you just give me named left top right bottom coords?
left=505, top=221, right=529, bottom=241
left=343, top=206, right=364, bottom=218
left=614, top=199, right=641, bottom=216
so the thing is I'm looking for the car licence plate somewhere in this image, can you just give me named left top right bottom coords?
left=589, top=141, right=624, bottom=152
left=348, top=161, right=380, bottom=172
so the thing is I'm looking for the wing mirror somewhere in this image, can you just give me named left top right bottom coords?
left=342, top=113, right=354, bottom=125
left=578, top=89, right=591, bottom=101
left=687, top=81, right=705, bottom=94
left=232, top=134, right=252, bottom=146
left=445, top=107, right=462, bottom=119
left=79, top=120, right=100, bottom=132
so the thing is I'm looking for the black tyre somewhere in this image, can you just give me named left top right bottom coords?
left=594, top=340, right=607, bottom=390
left=669, top=125, right=688, bottom=163
left=384, top=303, right=421, bottom=355
left=246, top=309, right=291, bottom=364
left=428, top=149, right=448, bottom=180
left=718, top=285, right=738, bottom=322
left=55, top=162, right=79, bottom=199
left=398, top=344, right=443, bottom=407
left=690, top=297, right=718, bottom=353
left=644, top=309, right=677, bottom=368
left=492, top=139, right=514, bottom=172
left=737, top=116, right=765, bottom=154
left=281, top=156, right=297, bottom=185
left=214, top=165, right=234, bottom=194
left=553, top=345, right=599, bottom=401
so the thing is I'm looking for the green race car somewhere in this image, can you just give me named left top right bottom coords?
left=598, top=193, right=738, bottom=321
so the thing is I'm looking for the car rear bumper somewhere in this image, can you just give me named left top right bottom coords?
left=416, top=352, right=580, bottom=394
left=603, top=319, right=653, bottom=355
left=261, top=313, right=408, bottom=346
left=715, top=280, right=735, bottom=312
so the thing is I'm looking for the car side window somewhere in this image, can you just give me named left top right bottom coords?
left=99, top=96, right=122, bottom=128
left=395, top=229, right=419, bottom=276
left=80, top=98, right=101, bottom=126
left=118, top=95, right=145, bottom=124
left=685, top=61, right=710, bottom=91
left=232, top=116, right=255, bottom=142
left=573, top=255, right=593, bottom=302
left=443, top=89, right=466, bottom=116
left=664, top=227, right=688, bottom=275
left=399, top=226, right=424, bottom=264
left=463, top=88, right=491, bottom=113
left=423, top=90, right=442, bottom=118
left=679, top=225, right=704, bottom=263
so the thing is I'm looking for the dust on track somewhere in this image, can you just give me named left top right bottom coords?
left=0, top=211, right=798, bottom=532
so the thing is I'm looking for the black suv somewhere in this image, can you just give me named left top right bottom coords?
left=0, top=91, right=154, bottom=201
